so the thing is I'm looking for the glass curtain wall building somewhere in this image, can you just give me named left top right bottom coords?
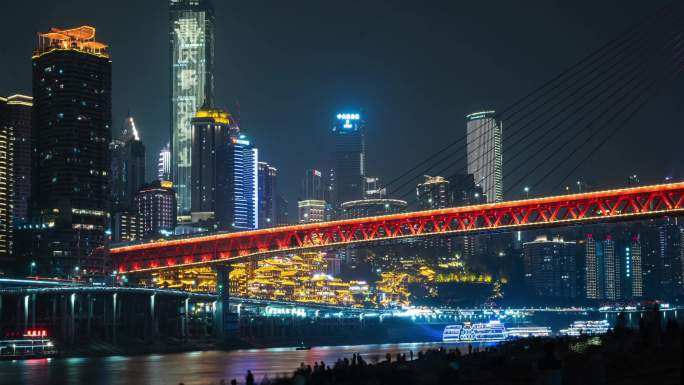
left=332, top=113, right=365, bottom=209
left=215, top=136, right=258, bottom=231
left=466, top=111, right=502, bottom=203
left=170, top=0, right=214, bottom=218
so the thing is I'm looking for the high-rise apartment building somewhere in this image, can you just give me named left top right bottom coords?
left=31, top=26, right=111, bottom=275
left=215, top=135, right=258, bottom=231
left=602, top=235, right=620, bottom=300
left=111, top=116, right=145, bottom=212
left=585, top=234, right=599, bottom=299
left=158, top=142, right=171, bottom=181
left=466, top=111, right=502, bottom=203
left=0, top=95, right=33, bottom=225
left=275, top=194, right=289, bottom=226
left=523, top=235, right=577, bottom=299
left=135, top=180, right=177, bottom=237
left=170, top=0, right=215, bottom=216
left=189, top=107, right=233, bottom=222
left=332, top=112, right=365, bottom=207
left=258, top=162, right=277, bottom=228
left=416, top=175, right=450, bottom=210
left=341, top=199, right=406, bottom=219
left=627, top=235, right=643, bottom=298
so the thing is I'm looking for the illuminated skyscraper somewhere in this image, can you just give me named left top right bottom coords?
left=0, top=95, right=32, bottom=225
left=170, top=0, right=215, bottom=216
left=602, top=235, right=620, bottom=300
left=523, top=235, right=577, bottom=299
left=190, top=107, right=233, bottom=222
left=466, top=111, right=502, bottom=203
left=215, top=135, right=258, bottom=231
left=298, top=200, right=326, bottom=223
left=416, top=175, right=450, bottom=210
left=110, top=115, right=145, bottom=212
left=31, top=26, right=111, bottom=275
left=0, top=95, right=32, bottom=265
left=258, top=162, right=277, bottom=228
left=332, top=112, right=365, bottom=208
left=135, top=180, right=177, bottom=237
left=302, top=169, right=324, bottom=200
left=658, top=222, right=684, bottom=298
left=585, top=234, right=599, bottom=299
left=627, top=235, right=643, bottom=298
left=158, top=142, right=171, bottom=181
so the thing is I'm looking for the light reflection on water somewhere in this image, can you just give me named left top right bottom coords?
left=0, top=342, right=471, bottom=385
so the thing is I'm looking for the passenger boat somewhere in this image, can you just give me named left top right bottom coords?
left=559, top=320, right=610, bottom=336
left=0, top=329, right=57, bottom=360
left=442, top=320, right=507, bottom=343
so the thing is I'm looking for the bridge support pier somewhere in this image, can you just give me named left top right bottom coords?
left=112, top=293, right=118, bottom=344
left=149, top=294, right=158, bottom=339
left=213, top=265, right=236, bottom=343
left=180, top=297, right=189, bottom=339
left=68, top=293, right=76, bottom=344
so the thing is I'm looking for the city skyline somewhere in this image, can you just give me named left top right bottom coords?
left=1, top=0, right=683, bottom=216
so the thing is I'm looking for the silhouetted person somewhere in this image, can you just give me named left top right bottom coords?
left=386, top=352, right=392, bottom=363
left=410, top=350, right=414, bottom=361
left=246, top=370, right=254, bottom=385
left=230, top=380, right=237, bottom=385
left=468, top=344, right=473, bottom=355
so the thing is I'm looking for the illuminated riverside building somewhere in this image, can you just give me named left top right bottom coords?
left=258, top=162, right=277, bottom=228
left=0, top=99, right=14, bottom=262
left=0, top=95, right=32, bottom=226
left=111, top=115, right=145, bottom=212
left=523, top=235, right=577, bottom=299
left=585, top=234, right=625, bottom=300
left=332, top=112, right=365, bottom=207
left=466, top=111, right=502, bottom=203
left=31, top=26, right=111, bottom=275
left=135, top=181, right=177, bottom=237
left=158, top=143, right=171, bottom=181
left=625, top=236, right=643, bottom=298
left=417, top=175, right=450, bottom=210
left=658, top=222, right=684, bottom=298
left=170, top=0, right=215, bottom=216
left=215, top=135, right=258, bottom=231
left=302, top=169, right=324, bottom=200
left=190, top=107, right=234, bottom=223
left=298, top=200, right=326, bottom=223
left=585, top=234, right=599, bottom=299
left=340, top=198, right=407, bottom=219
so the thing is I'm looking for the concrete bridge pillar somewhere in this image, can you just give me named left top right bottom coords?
left=181, top=297, right=189, bottom=339
left=68, top=293, right=76, bottom=344
left=87, top=294, right=93, bottom=337
left=213, top=264, right=236, bottom=343
left=23, top=295, right=29, bottom=332
left=112, top=293, right=118, bottom=343
left=150, top=294, right=159, bottom=338
left=31, top=294, right=36, bottom=329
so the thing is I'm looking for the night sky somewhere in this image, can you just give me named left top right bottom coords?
left=1, top=0, right=682, bottom=213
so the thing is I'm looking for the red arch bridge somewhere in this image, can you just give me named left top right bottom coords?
left=112, top=182, right=684, bottom=274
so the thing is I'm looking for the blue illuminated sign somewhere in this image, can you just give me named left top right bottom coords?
left=336, top=113, right=361, bottom=130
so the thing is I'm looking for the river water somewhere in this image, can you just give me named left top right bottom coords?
left=0, top=342, right=473, bottom=385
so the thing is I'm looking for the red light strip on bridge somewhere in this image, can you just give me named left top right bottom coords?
left=112, top=182, right=684, bottom=273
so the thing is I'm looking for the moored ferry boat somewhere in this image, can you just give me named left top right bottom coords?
left=442, top=320, right=508, bottom=343
left=0, top=329, right=57, bottom=359
left=559, top=320, right=610, bottom=336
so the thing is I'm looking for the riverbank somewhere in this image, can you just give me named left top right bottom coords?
left=234, top=316, right=682, bottom=385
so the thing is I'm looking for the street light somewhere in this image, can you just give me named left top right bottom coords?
left=524, top=186, right=530, bottom=198
left=30, top=261, right=36, bottom=276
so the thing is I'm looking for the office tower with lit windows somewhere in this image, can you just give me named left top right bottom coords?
left=302, top=169, right=324, bottom=200
left=416, top=175, right=450, bottom=210
left=31, top=26, right=111, bottom=275
left=658, top=222, right=684, bottom=298
left=215, top=135, right=258, bottom=231
left=466, top=111, right=502, bottom=203
left=332, top=112, right=365, bottom=207
left=158, top=142, right=171, bottom=181
left=135, top=180, right=177, bottom=237
left=190, top=107, right=233, bottom=222
left=523, top=235, right=577, bottom=299
left=1, top=95, right=33, bottom=225
left=258, top=162, right=277, bottom=228
left=363, top=176, right=386, bottom=199
left=298, top=200, right=326, bottom=223
left=170, top=0, right=215, bottom=216
left=110, top=115, right=145, bottom=212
